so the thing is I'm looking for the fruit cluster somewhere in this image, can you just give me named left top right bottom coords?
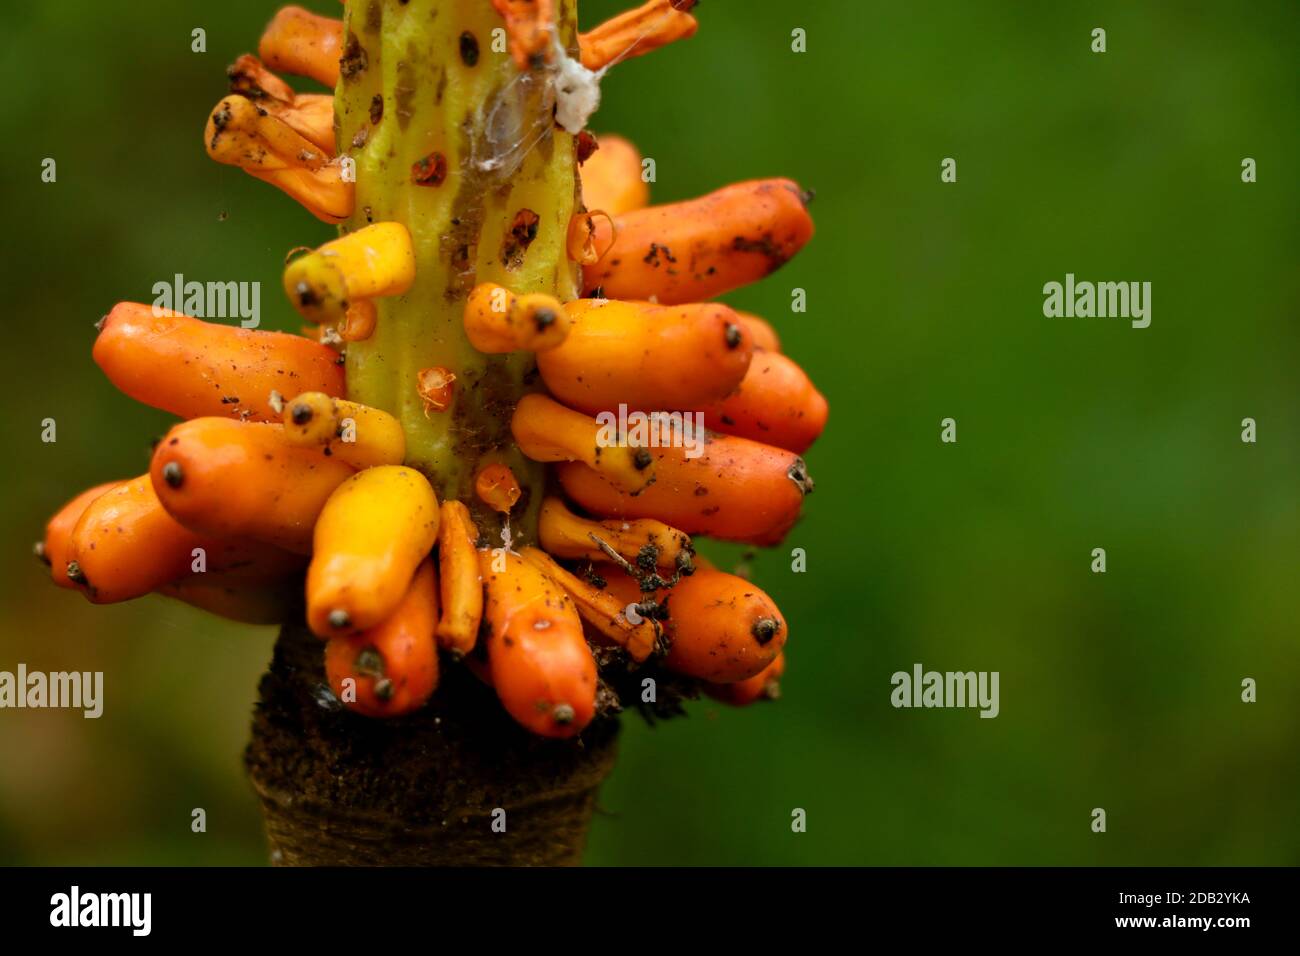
left=39, top=0, right=825, bottom=738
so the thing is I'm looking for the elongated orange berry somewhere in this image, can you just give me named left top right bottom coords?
left=603, top=565, right=786, bottom=682
left=538, top=496, right=690, bottom=569
left=159, top=573, right=298, bottom=626
left=734, top=310, right=781, bottom=352
left=520, top=547, right=659, bottom=663
left=698, top=350, right=828, bottom=454
left=478, top=549, right=597, bottom=738
left=491, top=0, right=557, bottom=69
left=283, top=223, right=415, bottom=325
left=325, top=559, right=440, bottom=717
left=307, top=466, right=441, bottom=637
left=94, top=303, right=345, bottom=423
left=582, top=178, right=814, bottom=304
left=282, top=391, right=406, bottom=470
left=226, top=53, right=296, bottom=104
left=150, top=418, right=354, bottom=553
left=436, top=501, right=483, bottom=656
left=226, top=54, right=334, bottom=153
left=247, top=163, right=354, bottom=224
left=556, top=432, right=812, bottom=544
left=263, top=93, right=335, bottom=155
left=194, top=539, right=307, bottom=582
left=536, top=298, right=752, bottom=414
left=463, top=283, right=570, bottom=353
left=580, top=134, right=649, bottom=216
left=206, top=94, right=330, bottom=173
left=706, top=652, right=785, bottom=705
left=41, top=482, right=122, bottom=588
left=206, top=94, right=352, bottom=222
left=579, top=0, right=699, bottom=72
left=511, top=393, right=654, bottom=494
left=66, top=476, right=209, bottom=604
left=259, top=6, right=344, bottom=87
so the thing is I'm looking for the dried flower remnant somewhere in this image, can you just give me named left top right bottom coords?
left=475, top=463, right=522, bottom=515
left=417, top=367, right=457, bottom=416
left=412, top=152, right=449, bottom=187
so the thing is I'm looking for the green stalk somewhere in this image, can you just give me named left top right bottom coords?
left=335, top=0, right=580, bottom=542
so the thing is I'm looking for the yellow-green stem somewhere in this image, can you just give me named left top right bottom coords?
left=335, top=0, right=580, bottom=541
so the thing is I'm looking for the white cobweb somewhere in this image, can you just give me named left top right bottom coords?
left=471, top=4, right=687, bottom=174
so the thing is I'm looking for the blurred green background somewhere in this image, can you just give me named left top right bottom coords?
left=1, top=0, right=1296, bottom=865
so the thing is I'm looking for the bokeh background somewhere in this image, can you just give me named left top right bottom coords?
left=1, top=0, right=1296, bottom=865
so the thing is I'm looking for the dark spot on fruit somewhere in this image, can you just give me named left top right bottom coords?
left=340, top=35, right=369, bottom=80
left=501, top=209, right=540, bottom=269
left=459, top=31, right=479, bottom=66
left=643, top=242, right=676, bottom=267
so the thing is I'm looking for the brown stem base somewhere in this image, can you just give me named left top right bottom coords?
left=245, top=624, right=619, bottom=866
